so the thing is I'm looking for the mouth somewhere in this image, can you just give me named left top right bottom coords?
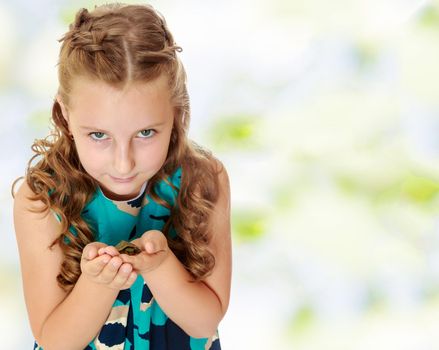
left=110, top=175, right=136, bottom=183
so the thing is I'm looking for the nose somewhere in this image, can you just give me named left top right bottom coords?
left=113, top=141, right=135, bottom=176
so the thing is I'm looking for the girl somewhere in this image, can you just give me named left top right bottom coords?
left=12, top=3, right=231, bottom=350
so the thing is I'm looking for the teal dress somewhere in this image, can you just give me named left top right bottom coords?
left=34, top=167, right=221, bottom=350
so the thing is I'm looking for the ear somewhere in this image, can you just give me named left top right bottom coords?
left=56, top=94, right=69, bottom=123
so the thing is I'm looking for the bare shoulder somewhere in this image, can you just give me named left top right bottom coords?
left=14, top=179, right=50, bottom=217
left=14, top=179, right=62, bottom=246
left=13, top=179, right=67, bottom=338
left=200, top=157, right=230, bottom=229
left=211, top=157, right=230, bottom=197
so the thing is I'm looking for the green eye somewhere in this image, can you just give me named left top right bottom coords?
left=90, top=132, right=107, bottom=141
left=139, top=129, right=155, bottom=138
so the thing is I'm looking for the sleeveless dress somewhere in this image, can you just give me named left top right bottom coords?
left=33, top=167, right=221, bottom=350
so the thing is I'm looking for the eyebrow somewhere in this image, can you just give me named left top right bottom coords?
left=79, top=121, right=167, bottom=133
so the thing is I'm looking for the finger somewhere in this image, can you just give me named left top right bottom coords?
left=99, top=256, right=123, bottom=283
left=130, top=238, right=142, bottom=250
left=144, top=234, right=166, bottom=254
left=83, top=242, right=107, bottom=260
left=111, top=263, right=134, bottom=288
left=120, top=271, right=138, bottom=290
left=145, top=241, right=155, bottom=254
left=98, top=246, right=119, bottom=257
left=85, top=254, right=111, bottom=276
left=118, top=253, right=147, bottom=272
left=118, top=253, right=136, bottom=265
left=83, top=245, right=97, bottom=261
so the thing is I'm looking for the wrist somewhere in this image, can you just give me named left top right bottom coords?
left=79, top=272, right=123, bottom=294
left=75, top=274, right=119, bottom=298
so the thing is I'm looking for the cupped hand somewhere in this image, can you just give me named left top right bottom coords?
left=80, top=242, right=137, bottom=290
left=115, top=230, right=170, bottom=275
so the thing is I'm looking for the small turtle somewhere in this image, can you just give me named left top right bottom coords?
left=115, top=240, right=142, bottom=256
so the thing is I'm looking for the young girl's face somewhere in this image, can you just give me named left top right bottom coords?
left=59, top=74, right=174, bottom=200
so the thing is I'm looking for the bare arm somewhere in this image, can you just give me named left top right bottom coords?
left=38, top=275, right=119, bottom=350
left=143, top=247, right=230, bottom=339
left=121, top=161, right=232, bottom=338
left=13, top=180, right=136, bottom=350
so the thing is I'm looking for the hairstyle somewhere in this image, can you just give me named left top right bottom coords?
left=12, top=3, right=221, bottom=292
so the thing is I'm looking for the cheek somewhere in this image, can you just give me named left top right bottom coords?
left=74, top=142, right=104, bottom=174
left=156, top=132, right=172, bottom=161
left=139, top=136, right=171, bottom=169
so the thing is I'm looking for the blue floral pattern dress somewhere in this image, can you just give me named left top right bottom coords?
left=34, top=167, right=221, bottom=349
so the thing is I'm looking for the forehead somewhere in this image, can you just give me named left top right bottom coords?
left=69, top=74, right=171, bottom=109
left=67, top=74, right=173, bottom=125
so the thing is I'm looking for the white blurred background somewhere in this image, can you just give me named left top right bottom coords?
left=2, top=0, right=439, bottom=349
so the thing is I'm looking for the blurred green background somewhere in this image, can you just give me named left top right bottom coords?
left=2, top=0, right=439, bottom=348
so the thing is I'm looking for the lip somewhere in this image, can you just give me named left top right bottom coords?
left=110, top=175, right=136, bottom=183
